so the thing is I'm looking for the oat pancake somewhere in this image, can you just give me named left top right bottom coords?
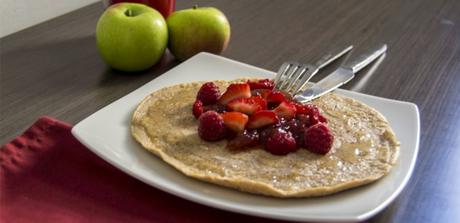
left=131, top=79, right=400, bottom=197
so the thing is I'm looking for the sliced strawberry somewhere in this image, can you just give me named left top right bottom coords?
left=218, top=83, right=251, bottom=105
left=247, top=110, right=279, bottom=129
left=266, top=90, right=286, bottom=104
left=247, top=79, right=274, bottom=90
left=221, top=112, right=249, bottom=132
left=251, top=89, right=271, bottom=99
left=192, top=100, right=204, bottom=119
left=227, top=96, right=267, bottom=115
left=274, top=101, right=297, bottom=120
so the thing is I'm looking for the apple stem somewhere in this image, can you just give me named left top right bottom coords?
left=193, top=5, right=198, bottom=9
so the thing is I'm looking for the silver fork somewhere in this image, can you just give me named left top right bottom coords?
left=274, top=45, right=353, bottom=94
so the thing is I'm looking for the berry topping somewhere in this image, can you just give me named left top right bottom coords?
left=251, top=89, right=271, bottom=99
left=259, top=126, right=283, bottom=144
left=296, top=114, right=311, bottom=127
left=247, top=79, right=274, bottom=90
left=309, top=114, right=328, bottom=125
left=227, top=96, right=267, bottom=115
left=218, top=83, right=251, bottom=105
left=318, top=114, right=328, bottom=123
left=192, top=100, right=204, bottom=119
left=227, top=129, right=260, bottom=150
left=294, top=103, right=327, bottom=125
left=304, top=123, right=334, bottom=154
left=203, top=103, right=226, bottom=113
left=266, top=90, right=287, bottom=104
left=295, top=103, right=319, bottom=116
left=221, top=112, right=249, bottom=132
left=198, top=111, right=227, bottom=141
left=197, top=82, right=221, bottom=105
left=281, top=119, right=305, bottom=146
left=192, top=79, right=333, bottom=156
left=247, top=110, right=279, bottom=129
left=273, top=101, right=297, bottom=120
left=265, top=131, right=298, bottom=155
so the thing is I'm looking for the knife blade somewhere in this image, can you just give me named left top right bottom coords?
left=293, top=44, right=387, bottom=103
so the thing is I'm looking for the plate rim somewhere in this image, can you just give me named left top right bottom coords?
left=72, top=52, right=420, bottom=222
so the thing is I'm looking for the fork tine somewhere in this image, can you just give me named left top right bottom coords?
left=292, top=68, right=318, bottom=93
left=279, top=62, right=300, bottom=91
left=274, top=62, right=294, bottom=86
left=284, top=64, right=309, bottom=94
left=275, top=45, right=354, bottom=94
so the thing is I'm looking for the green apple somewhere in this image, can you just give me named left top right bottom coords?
left=96, top=3, right=168, bottom=72
left=167, top=6, right=231, bottom=61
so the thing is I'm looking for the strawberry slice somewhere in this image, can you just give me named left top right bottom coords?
left=247, top=110, right=279, bottom=129
left=266, top=90, right=287, bottom=104
left=247, top=79, right=274, bottom=90
left=251, top=89, right=271, bottom=99
left=218, top=83, right=251, bottom=105
left=274, top=101, right=297, bottom=120
left=221, top=112, right=249, bottom=132
left=227, top=96, right=267, bottom=115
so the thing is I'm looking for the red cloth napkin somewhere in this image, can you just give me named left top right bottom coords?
left=0, top=116, right=288, bottom=223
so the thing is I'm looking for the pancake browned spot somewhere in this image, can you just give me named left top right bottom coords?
left=131, top=79, right=400, bottom=197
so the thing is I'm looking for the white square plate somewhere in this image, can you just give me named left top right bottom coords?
left=72, top=52, right=420, bottom=222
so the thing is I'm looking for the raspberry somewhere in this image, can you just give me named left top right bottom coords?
left=295, top=103, right=319, bottom=116
left=198, top=111, right=226, bottom=141
left=192, top=100, right=204, bottom=119
left=318, top=114, right=328, bottom=123
left=265, top=131, right=298, bottom=155
left=304, top=123, right=333, bottom=154
left=197, top=82, right=221, bottom=105
left=310, top=114, right=328, bottom=126
left=281, top=119, right=305, bottom=146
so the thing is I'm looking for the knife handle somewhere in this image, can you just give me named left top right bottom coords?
left=344, top=44, right=387, bottom=73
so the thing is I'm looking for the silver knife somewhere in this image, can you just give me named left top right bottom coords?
left=293, top=44, right=387, bottom=103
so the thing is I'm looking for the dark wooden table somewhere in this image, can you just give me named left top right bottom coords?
left=1, top=0, right=460, bottom=222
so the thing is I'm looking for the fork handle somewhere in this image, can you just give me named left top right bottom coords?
left=344, top=44, right=387, bottom=73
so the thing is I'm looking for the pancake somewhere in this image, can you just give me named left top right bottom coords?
left=131, top=79, right=400, bottom=197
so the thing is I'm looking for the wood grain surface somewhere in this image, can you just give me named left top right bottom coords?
left=1, top=0, right=459, bottom=222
